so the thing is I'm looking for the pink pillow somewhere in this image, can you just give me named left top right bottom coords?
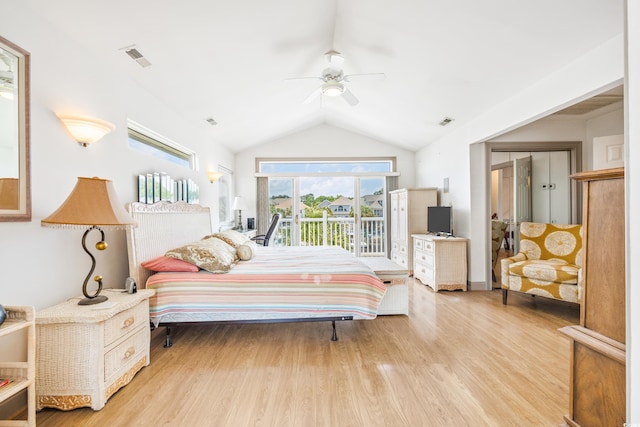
left=141, top=255, right=199, bottom=272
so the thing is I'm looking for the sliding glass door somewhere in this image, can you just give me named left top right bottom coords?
left=267, top=176, right=386, bottom=256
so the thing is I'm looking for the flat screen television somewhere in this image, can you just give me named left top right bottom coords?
left=427, top=206, right=453, bottom=236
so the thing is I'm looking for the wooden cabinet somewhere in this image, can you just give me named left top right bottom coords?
left=0, top=306, right=35, bottom=427
left=389, top=188, right=437, bottom=273
left=412, top=234, right=467, bottom=291
left=560, top=168, right=625, bottom=427
left=36, top=290, right=153, bottom=411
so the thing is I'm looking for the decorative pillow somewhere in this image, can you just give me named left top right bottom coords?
left=205, top=229, right=251, bottom=249
left=237, top=243, right=256, bottom=261
left=165, top=238, right=237, bottom=273
left=141, top=255, right=200, bottom=272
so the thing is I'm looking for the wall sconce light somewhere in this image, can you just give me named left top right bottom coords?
left=58, top=115, right=115, bottom=147
left=207, top=171, right=224, bottom=183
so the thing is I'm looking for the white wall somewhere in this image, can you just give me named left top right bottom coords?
left=0, top=3, right=233, bottom=310
left=234, top=124, right=416, bottom=222
left=415, top=34, right=624, bottom=288
left=585, top=107, right=625, bottom=169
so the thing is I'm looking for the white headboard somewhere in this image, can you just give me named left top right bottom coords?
left=126, top=201, right=212, bottom=287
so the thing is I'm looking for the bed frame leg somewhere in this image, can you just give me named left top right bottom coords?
left=164, top=326, right=173, bottom=348
left=331, top=321, right=338, bottom=341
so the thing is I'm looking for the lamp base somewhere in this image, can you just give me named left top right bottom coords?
left=78, top=295, right=109, bottom=306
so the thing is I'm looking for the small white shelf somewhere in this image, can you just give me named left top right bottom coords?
left=0, top=306, right=35, bottom=427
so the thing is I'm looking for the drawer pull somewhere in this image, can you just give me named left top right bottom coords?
left=123, top=347, right=135, bottom=360
left=122, top=316, right=135, bottom=329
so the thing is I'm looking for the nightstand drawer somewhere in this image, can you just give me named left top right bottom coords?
left=103, top=300, right=148, bottom=346
left=104, top=325, right=148, bottom=382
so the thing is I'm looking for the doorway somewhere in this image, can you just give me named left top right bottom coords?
left=488, top=142, right=582, bottom=286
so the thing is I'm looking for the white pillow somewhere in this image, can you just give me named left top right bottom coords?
left=237, top=243, right=255, bottom=261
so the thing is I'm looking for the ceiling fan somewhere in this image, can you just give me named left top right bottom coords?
left=286, top=50, right=384, bottom=106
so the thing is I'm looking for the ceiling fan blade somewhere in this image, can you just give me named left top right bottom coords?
left=303, top=87, right=322, bottom=104
left=343, top=72, right=386, bottom=82
left=284, top=76, right=323, bottom=82
left=341, top=87, right=359, bottom=106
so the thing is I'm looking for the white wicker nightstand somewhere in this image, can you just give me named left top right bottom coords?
left=35, top=289, right=153, bottom=411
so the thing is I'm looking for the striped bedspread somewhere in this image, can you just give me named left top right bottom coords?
left=145, top=246, right=386, bottom=325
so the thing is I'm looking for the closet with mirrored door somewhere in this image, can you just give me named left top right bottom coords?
left=489, top=144, right=581, bottom=286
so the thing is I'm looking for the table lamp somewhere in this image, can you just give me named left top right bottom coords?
left=232, top=196, right=245, bottom=231
left=42, top=177, right=137, bottom=305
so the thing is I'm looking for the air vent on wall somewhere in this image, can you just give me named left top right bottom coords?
left=439, top=117, right=454, bottom=126
left=120, top=45, right=152, bottom=68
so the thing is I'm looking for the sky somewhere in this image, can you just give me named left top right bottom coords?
left=270, top=176, right=384, bottom=198
left=264, top=161, right=388, bottom=198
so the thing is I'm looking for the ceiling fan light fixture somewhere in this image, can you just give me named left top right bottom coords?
left=322, top=81, right=345, bottom=97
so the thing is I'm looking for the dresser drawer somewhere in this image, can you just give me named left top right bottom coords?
left=422, top=239, right=434, bottom=253
left=104, top=325, right=148, bottom=382
left=103, top=301, right=148, bottom=346
left=414, top=262, right=434, bottom=284
left=400, top=245, right=408, bottom=256
left=391, top=251, right=408, bottom=268
left=414, top=238, right=424, bottom=250
left=414, top=249, right=433, bottom=267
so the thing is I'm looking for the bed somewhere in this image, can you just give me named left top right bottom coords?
left=126, top=201, right=386, bottom=346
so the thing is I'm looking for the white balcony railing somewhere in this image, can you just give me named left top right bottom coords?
left=276, top=214, right=385, bottom=256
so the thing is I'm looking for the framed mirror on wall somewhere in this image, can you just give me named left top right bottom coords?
left=0, top=35, right=30, bottom=221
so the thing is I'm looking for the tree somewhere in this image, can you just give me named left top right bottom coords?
left=301, top=193, right=315, bottom=206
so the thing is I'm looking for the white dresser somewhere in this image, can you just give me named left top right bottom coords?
left=412, top=234, right=468, bottom=292
left=389, top=188, right=437, bottom=274
left=36, top=289, right=154, bottom=411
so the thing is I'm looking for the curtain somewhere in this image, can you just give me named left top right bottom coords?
left=256, top=177, right=270, bottom=236
left=385, top=176, right=399, bottom=257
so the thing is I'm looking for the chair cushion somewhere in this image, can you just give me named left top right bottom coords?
left=508, top=259, right=579, bottom=284
left=519, top=222, right=582, bottom=266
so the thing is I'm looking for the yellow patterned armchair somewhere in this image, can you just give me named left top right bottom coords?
left=501, top=222, right=582, bottom=305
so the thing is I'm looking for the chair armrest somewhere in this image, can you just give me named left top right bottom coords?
left=501, top=252, right=527, bottom=288
left=251, top=235, right=267, bottom=246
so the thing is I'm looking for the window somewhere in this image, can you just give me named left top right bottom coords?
left=217, top=166, right=234, bottom=229
left=258, top=159, right=393, bottom=174
left=257, top=158, right=396, bottom=255
left=127, top=120, right=197, bottom=169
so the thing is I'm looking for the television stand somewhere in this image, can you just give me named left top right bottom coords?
left=412, top=234, right=468, bottom=292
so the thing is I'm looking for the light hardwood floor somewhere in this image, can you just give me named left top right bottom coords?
left=37, top=279, right=579, bottom=427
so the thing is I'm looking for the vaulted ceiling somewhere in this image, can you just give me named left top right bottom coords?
left=25, top=0, right=623, bottom=152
